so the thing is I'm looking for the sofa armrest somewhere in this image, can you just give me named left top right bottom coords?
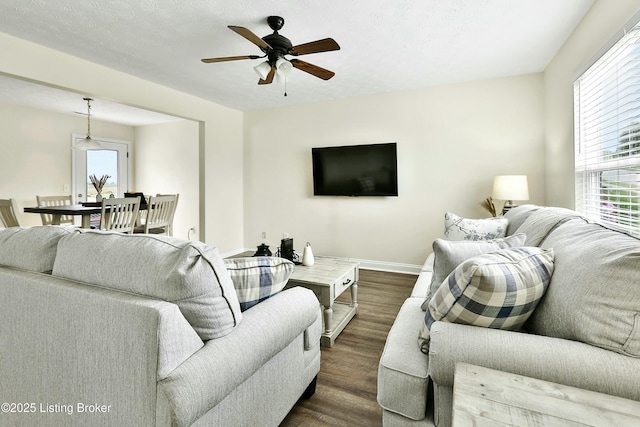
left=422, top=252, right=435, bottom=272
left=428, top=322, right=640, bottom=401
left=158, top=286, right=321, bottom=427
left=0, top=267, right=203, bottom=427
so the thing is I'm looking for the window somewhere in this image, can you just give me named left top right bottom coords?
left=574, top=20, right=640, bottom=236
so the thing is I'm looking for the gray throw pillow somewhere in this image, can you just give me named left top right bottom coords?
left=422, top=233, right=527, bottom=311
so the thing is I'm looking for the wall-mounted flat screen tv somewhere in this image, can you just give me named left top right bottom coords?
left=312, top=143, right=398, bottom=196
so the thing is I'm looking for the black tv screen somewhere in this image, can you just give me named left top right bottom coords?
left=312, top=143, right=398, bottom=196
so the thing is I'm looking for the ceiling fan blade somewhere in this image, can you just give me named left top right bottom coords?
left=201, top=55, right=260, bottom=63
left=258, top=66, right=276, bottom=85
left=289, top=38, right=340, bottom=56
left=228, top=25, right=272, bottom=50
left=290, top=59, right=335, bottom=80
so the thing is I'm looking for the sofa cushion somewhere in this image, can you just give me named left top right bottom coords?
left=423, top=233, right=527, bottom=309
left=444, top=212, right=508, bottom=241
left=0, top=226, right=74, bottom=273
left=503, top=204, right=540, bottom=236
left=377, top=297, right=431, bottom=421
left=420, top=247, right=554, bottom=353
left=223, top=256, right=294, bottom=311
left=52, top=230, right=242, bottom=341
left=528, top=220, right=640, bottom=358
left=514, top=207, right=584, bottom=246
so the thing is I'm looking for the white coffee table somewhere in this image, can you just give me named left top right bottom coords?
left=453, top=363, right=640, bottom=426
left=286, top=257, right=359, bottom=347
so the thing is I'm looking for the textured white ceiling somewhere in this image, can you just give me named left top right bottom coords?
left=0, top=0, right=594, bottom=124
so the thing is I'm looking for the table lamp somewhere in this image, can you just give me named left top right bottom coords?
left=492, top=175, right=529, bottom=214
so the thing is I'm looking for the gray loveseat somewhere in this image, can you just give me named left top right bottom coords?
left=377, top=205, right=640, bottom=426
left=0, top=227, right=321, bottom=427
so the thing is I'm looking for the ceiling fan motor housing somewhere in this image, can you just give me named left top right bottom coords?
left=262, top=32, right=293, bottom=65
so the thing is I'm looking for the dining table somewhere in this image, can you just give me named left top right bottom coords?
left=24, top=202, right=148, bottom=228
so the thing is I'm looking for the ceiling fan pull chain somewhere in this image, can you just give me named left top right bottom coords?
left=284, top=76, right=287, bottom=97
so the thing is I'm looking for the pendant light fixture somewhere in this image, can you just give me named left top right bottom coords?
left=73, top=97, right=102, bottom=150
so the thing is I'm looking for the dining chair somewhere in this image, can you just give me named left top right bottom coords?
left=134, top=194, right=177, bottom=236
left=99, top=196, right=141, bottom=234
left=36, top=195, right=74, bottom=225
left=155, top=193, right=179, bottom=236
left=0, top=198, right=22, bottom=228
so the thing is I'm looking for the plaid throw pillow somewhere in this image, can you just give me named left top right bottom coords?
left=223, top=256, right=295, bottom=311
left=423, top=233, right=527, bottom=309
left=419, top=246, right=554, bottom=353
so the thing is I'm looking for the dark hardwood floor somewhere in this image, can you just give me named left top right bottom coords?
left=280, top=269, right=416, bottom=427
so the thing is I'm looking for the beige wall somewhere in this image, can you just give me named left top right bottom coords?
left=0, top=102, right=134, bottom=226
left=4, top=0, right=638, bottom=265
left=0, top=32, right=244, bottom=252
left=544, top=0, right=640, bottom=207
left=135, top=121, right=199, bottom=240
left=244, top=74, right=545, bottom=266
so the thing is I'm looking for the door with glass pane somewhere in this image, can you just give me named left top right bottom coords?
left=72, top=136, right=130, bottom=203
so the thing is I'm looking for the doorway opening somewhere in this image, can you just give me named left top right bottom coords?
left=71, top=135, right=131, bottom=203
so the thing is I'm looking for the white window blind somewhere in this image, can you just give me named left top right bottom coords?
left=574, top=22, right=640, bottom=236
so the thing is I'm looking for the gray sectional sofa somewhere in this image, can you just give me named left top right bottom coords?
left=377, top=205, right=640, bottom=426
left=0, top=227, right=321, bottom=427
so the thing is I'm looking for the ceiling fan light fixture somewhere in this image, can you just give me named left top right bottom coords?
left=253, top=61, right=272, bottom=80
left=275, top=57, right=293, bottom=77
left=73, top=97, right=103, bottom=150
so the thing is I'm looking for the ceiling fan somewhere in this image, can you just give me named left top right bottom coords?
left=201, top=16, right=340, bottom=85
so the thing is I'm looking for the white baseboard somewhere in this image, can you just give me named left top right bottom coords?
left=222, top=248, right=421, bottom=276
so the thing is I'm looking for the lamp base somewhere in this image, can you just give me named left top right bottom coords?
left=502, top=201, right=518, bottom=215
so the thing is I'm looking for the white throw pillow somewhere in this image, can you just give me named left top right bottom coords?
left=444, top=212, right=508, bottom=241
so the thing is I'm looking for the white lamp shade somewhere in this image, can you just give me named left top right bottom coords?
left=73, top=136, right=102, bottom=150
left=275, top=57, right=293, bottom=77
left=492, top=175, right=529, bottom=201
left=253, top=61, right=272, bottom=80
